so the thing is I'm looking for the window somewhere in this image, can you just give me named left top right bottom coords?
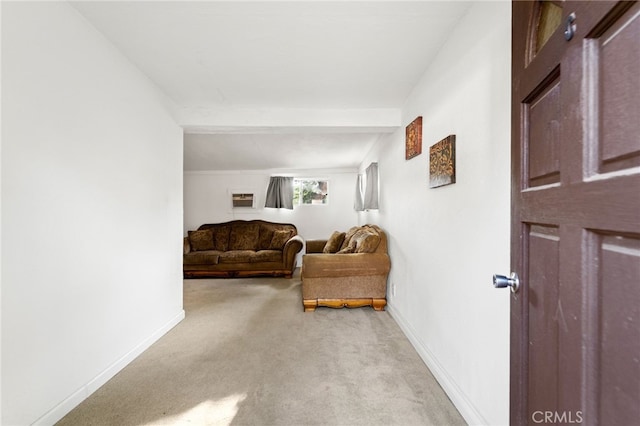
left=293, top=179, right=328, bottom=205
left=355, top=163, right=379, bottom=211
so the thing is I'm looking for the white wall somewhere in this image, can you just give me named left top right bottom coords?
left=0, top=2, right=3, bottom=421
left=359, top=2, right=511, bottom=425
left=1, top=3, right=184, bottom=425
left=184, top=169, right=359, bottom=261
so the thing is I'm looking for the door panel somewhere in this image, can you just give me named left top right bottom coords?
left=511, top=1, right=640, bottom=425
left=597, top=234, right=640, bottom=425
left=596, top=7, right=640, bottom=172
left=526, top=224, right=560, bottom=415
left=526, top=76, right=561, bottom=187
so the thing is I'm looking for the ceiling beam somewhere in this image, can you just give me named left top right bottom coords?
left=175, top=106, right=401, bottom=134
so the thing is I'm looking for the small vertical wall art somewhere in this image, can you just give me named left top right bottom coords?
left=429, top=134, right=456, bottom=188
left=405, top=116, right=422, bottom=160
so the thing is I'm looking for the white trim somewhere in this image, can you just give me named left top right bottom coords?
left=184, top=167, right=357, bottom=176
left=33, top=310, right=186, bottom=426
left=386, top=303, right=488, bottom=426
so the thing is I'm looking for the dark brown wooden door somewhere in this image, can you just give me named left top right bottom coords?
left=511, top=1, right=640, bottom=425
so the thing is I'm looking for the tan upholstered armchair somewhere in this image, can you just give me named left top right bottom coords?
left=301, top=225, right=391, bottom=312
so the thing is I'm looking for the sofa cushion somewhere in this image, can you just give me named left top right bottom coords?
left=218, top=250, right=255, bottom=264
left=258, top=225, right=275, bottom=250
left=188, top=229, right=215, bottom=251
left=250, top=250, right=282, bottom=263
left=229, top=224, right=260, bottom=250
left=213, top=225, right=230, bottom=251
left=269, top=229, right=292, bottom=249
left=323, top=231, right=346, bottom=253
left=183, top=250, right=221, bottom=265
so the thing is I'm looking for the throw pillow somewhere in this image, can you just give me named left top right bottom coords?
left=188, top=229, right=215, bottom=251
left=323, top=231, right=346, bottom=253
left=337, top=246, right=355, bottom=254
left=354, top=231, right=381, bottom=253
left=343, top=231, right=360, bottom=252
left=269, top=229, right=292, bottom=249
left=340, top=226, right=360, bottom=251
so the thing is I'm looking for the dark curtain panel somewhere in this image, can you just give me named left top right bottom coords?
left=264, top=176, right=294, bottom=209
left=363, top=162, right=379, bottom=210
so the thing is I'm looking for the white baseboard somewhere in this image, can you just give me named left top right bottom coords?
left=386, top=303, right=487, bottom=426
left=33, top=310, right=186, bottom=426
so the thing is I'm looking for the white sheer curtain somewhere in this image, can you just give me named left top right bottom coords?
left=264, top=176, right=294, bottom=209
left=354, top=174, right=365, bottom=211
left=363, top=162, right=379, bottom=210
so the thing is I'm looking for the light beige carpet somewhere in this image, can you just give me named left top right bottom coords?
left=58, top=271, right=465, bottom=426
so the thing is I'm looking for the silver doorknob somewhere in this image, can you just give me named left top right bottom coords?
left=493, top=272, right=520, bottom=293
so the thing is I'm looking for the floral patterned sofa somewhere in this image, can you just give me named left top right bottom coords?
left=183, top=220, right=304, bottom=278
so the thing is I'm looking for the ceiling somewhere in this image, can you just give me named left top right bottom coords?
left=70, top=1, right=471, bottom=171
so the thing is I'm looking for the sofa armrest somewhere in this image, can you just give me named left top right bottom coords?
left=183, top=237, right=191, bottom=255
left=305, top=239, right=327, bottom=253
left=282, top=235, right=304, bottom=267
left=302, top=252, right=390, bottom=278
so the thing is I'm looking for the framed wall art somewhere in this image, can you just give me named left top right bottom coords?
left=405, top=116, right=422, bottom=160
left=429, top=134, right=456, bottom=188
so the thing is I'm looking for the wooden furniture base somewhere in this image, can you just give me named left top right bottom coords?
left=303, top=298, right=386, bottom=312
left=184, top=270, right=293, bottom=279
